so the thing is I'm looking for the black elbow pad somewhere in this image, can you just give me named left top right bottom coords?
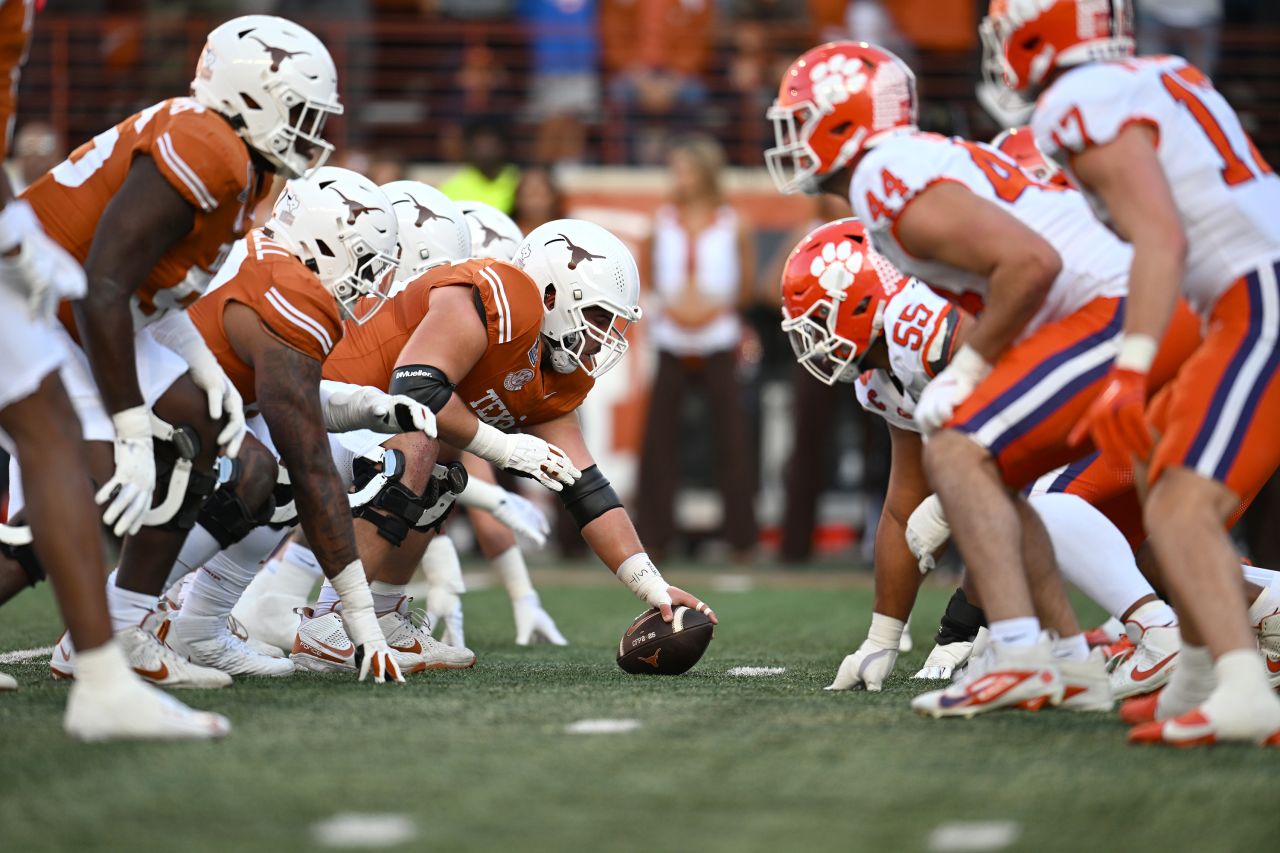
left=389, top=364, right=455, bottom=414
left=558, top=465, right=622, bottom=529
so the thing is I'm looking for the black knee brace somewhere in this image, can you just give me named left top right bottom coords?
left=935, top=587, right=987, bottom=645
left=151, top=424, right=216, bottom=532
left=350, top=451, right=468, bottom=546
left=197, top=458, right=277, bottom=548
left=0, top=541, right=44, bottom=587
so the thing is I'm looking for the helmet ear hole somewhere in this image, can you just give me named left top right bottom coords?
left=240, top=93, right=262, bottom=110
left=543, top=284, right=557, bottom=311
left=852, top=295, right=871, bottom=316
left=315, top=239, right=335, bottom=258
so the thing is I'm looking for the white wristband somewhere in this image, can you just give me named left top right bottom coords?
left=950, top=344, right=992, bottom=384
left=111, top=405, right=153, bottom=441
left=464, top=421, right=512, bottom=467
left=0, top=199, right=39, bottom=250
left=616, top=552, right=669, bottom=605
left=329, top=560, right=382, bottom=648
left=1115, top=333, right=1158, bottom=373
left=867, top=612, right=906, bottom=651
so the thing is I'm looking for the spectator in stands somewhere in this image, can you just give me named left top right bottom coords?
left=601, top=0, right=715, bottom=164
left=5, top=121, right=61, bottom=194
left=1137, top=0, right=1223, bottom=78
left=440, top=117, right=521, bottom=214
left=636, top=135, right=758, bottom=562
left=519, top=0, right=600, bottom=165
left=512, top=165, right=568, bottom=234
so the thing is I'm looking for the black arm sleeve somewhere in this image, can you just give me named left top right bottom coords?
left=557, top=465, right=623, bottom=529
left=389, top=364, right=455, bottom=414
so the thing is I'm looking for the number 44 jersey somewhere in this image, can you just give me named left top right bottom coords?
left=849, top=131, right=1130, bottom=340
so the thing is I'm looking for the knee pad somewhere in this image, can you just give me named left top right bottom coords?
left=936, top=587, right=986, bottom=645
left=0, top=539, right=44, bottom=587
left=197, top=458, right=277, bottom=549
left=144, top=420, right=204, bottom=530
left=267, top=467, right=297, bottom=529
left=349, top=449, right=468, bottom=546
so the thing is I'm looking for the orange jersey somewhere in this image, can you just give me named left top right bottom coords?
left=0, top=0, right=34, bottom=161
left=324, top=258, right=595, bottom=430
left=189, top=229, right=344, bottom=407
left=22, top=97, right=271, bottom=330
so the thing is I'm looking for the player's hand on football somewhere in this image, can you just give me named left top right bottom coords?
left=1069, top=366, right=1151, bottom=470
left=905, top=494, right=950, bottom=574
left=513, top=592, right=568, bottom=646
left=665, top=586, right=718, bottom=625
left=914, top=344, right=991, bottom=433
left=825, top=639, right=898, bottom=692
left=492, top=490, right=551, bottom=547
left=357, top=640, right=404, bottom=684
left=0, top=200, right=87, bottom=321
left=503, top=434, right=581, bottom=491
left=97, top=406, right=157, bottom=537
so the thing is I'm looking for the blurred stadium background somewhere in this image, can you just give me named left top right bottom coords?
left=8, top=0, right=1280, bottom=567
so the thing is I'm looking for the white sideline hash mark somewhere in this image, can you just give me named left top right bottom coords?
left=928, top=821, right=1021, bottom=852
left=0, top=646, right=53, bottom=665
left=565, top=718, right=641, bottom=734
left=311, top=813, right=417, bottom=848
left=728, top=666, right=785, bottom=677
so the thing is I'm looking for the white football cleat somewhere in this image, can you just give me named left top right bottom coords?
left=380, top=597, right=476, bottom=670
left=426, top=587, right=465, bottom=649
left=1058, top=649, right=1114, bottom=712
left=0, top=671, right=16, bottom=691
left=231, top=561, right=315, bottom=653
left=913, top=638, right=975, bottom=680
left=226, top=614, right=286, bottom=658
left=168, top=613, right=294, bottom=678
left=1258, top=613, right=1280, bottom=688
left=825, top=639, right=898, bottom=691
left=513, top=592, right=568, bottom=646
left=50, top=625, right=233, bottom=689
left=290, top=608, right=358, bottom=673
left=911, top=638, right=1062, bottom=718
left=1110, top=624, right=1180, bottom=700
left=64, top=675, right=230, bottom=741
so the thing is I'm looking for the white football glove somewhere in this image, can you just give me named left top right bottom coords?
left=513, top=592, right=568, bottom=646
left=913, top=639, right=976, bottom=681
left=357, top=639, right=405, bottom=684
left=906, top=494, right=951, bottom=574
left=824, top=639, right=899, bottom=692
left=319, top=380, right=437, bottom=437
left=426, top=588, right=465, bottom=648
left=913, top=344, right=991, bottom=434
left=0, top=199, right=87, bottom=321
left=465, top=422, right=580, bottom=492
left=96, top=406, right=156, bottom=537
left=493, top=490, right=551, bottom=547
left=149, top=313, right=245, bottom=457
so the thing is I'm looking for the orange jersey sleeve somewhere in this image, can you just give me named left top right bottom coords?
left=0, top=0, right=34, bottom=161
left=189, top=230, right=343, bottom=406
left=24, top=97, right=272, bottom=328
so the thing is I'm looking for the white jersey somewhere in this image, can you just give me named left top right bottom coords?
left=850, top=132, right=1130, bottom=338
left=853, top=279, right=961, bottom=435
left=1033, top=56, right=1280, bottom=316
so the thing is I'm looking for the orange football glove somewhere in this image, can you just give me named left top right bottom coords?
left=1069, top=367, right=1152, bottom=470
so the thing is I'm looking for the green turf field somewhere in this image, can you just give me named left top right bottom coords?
left=1, top=564, right=1276, bottom=853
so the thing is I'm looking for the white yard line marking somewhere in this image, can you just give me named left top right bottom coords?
left=928, top=821, right=1021, bottom=852
left=727, top=666, right=786, bottom=677
left=0, top=646, right=53, bottom=665
left=564, top=718, right=641, bottom=734
left=311, top=813, right=417, bottom=848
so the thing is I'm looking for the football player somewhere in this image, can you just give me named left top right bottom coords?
left=766, top=41, right=1180, bottom=716
left=781, top=219, right=1190, bottom=702
left=986, top=0, right=1280, bottom=745
left=0, top=0, right=228, bottom=739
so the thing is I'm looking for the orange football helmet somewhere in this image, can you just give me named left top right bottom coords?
left=991, top=126, right=1070, bottom=187
left=766, top=42, right=917, bottom=196
left=780, top=217, right=907, bottom=385
left=980, top=0, right=1134, bottom=99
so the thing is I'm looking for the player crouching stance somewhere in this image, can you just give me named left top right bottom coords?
left=987, top=0, right=1280, bottom=745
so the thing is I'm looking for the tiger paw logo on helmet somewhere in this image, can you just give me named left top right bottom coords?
left=810, top=241, right=864, bottom=297
left=809, top=54, right=870, bottom=107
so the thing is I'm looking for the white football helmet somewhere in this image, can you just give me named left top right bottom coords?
left=458, top=201, right=524, bottom=262
left=191, top=15, right=343, bottom=177
left=380, top=181, right=471, bottom=287
left=512, top=219, right=641, bottom=379
left=265, top=166, right=398, bottom=325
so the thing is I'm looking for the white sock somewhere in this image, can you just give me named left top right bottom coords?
left=74, top=641, right=135, bottom=691
left=867, top=612, right=905, bottom=651
left=1051, top=632, right=1089, bottom=662
left=1241, top=563, right=1280, bottom=590
left=369, top=581, right=406, bottom=616
left=421, top=536, right=465, bottom=594
left=280, top=541, right=324, bottom=581
left=1201, top=649, right=1280, bottom=736
left=314, top=580, right=342, bottom=615
left=164, top=524, right=222, bottom=592
left=1247, top=575, right=1280, bottom=626
left=1124, top=600, right=1177, bottom=640
left=989, top=617, right=1041, bottom=647
left=179, top=525, right=288, bottom=619
left=1158, top=643, right=1215, bottom=719
left=106, top=574, right=158, bottom=633
left=493, top=546, right=533, bottom=601
left=1032, top=493, right=1155, bottom=620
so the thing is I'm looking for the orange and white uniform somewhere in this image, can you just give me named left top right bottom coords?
left=1033, top=56, right=1280, bottom=500
left=0, top=0, right=34, bottom=162
left=324, top=258, right=595, bottom=432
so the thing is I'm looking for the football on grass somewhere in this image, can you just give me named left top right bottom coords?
left=616, top=606, right=714, bottom=675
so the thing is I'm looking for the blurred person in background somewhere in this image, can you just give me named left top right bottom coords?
left=513, top=164, right=568, bottom=234
left=5, top=121, right=61, bottom=194
left=1137, top=0, right=1223, bottom=78
left=440, top=116, right=520, bottom=214
left=600, top=0, right=714, bottom=164
left=519, top=0, right=599, bottom=165
left=636, top=135, right=757, bottom=562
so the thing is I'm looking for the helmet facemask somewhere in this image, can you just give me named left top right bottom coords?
left=266, top=92, right=342, bottom=177
left=781, top=297, right=866, bottom=386
left=543, top=288, right=638, bottom=378
left=329, top=234, right=398, bottom=325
